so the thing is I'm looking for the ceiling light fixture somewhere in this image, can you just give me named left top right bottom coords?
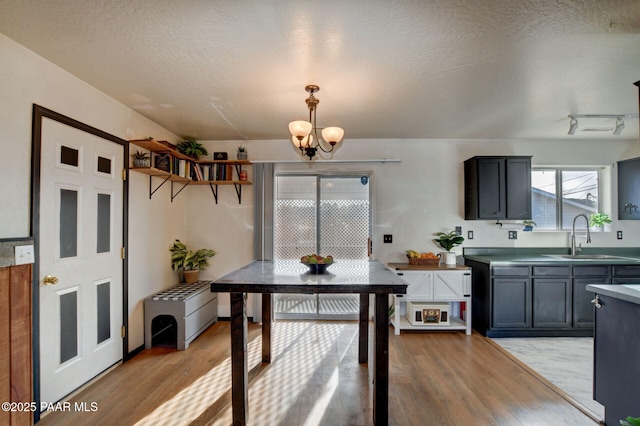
left=289, top=85, right=344, bottom=160
left=567, top=114, right=638, bottom=136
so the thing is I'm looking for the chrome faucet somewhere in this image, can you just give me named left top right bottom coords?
left=571, top=214, right=591, bottom=255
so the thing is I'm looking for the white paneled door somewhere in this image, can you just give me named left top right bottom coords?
left=39, top=117, right=124, bottom=404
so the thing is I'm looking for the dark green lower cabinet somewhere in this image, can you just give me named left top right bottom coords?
left=572, top=278, right=599, bottom=328
left=532, top=278, right=571, bottom=328
left=492, top=278, right=531, bottom=328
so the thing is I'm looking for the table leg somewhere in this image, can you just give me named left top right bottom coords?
left=359, top=293, right=369, bottom=364
left=230, top=292, right=248, bottom=426
left=261, top=293, right=271, bottom=363
left=373, top=293, right=389, bottom=425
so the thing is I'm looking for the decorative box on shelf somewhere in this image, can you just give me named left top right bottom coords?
left=406, top=301, right=450, bottom=326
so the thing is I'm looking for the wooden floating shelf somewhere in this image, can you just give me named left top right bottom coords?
left=129, top=139, right=253, bottom=204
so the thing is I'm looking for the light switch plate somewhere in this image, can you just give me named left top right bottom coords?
left=617, top=231, right=623, bottom=240
left=383, top=234, right=393, bottom=243
left=508, top=231, right=517, bottom=240
left=467, top=230, right=474, bottom=240
left=15, top=245, right=35, bottom=265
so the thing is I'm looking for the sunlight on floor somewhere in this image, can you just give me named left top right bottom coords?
left=134, top=321, right=353, bottom=426
left=212, top=322, right=352, bottom=425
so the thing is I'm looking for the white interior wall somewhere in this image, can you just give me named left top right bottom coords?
left=3, top=31, right=640, bottom=349
left=192, top=138, right=640, bottom=316
left=0, top=33, right=186, bottom=350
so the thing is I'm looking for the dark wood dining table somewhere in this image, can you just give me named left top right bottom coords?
left=210, top=260, right=407, bottom=425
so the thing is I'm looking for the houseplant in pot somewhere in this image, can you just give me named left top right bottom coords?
left=589, top=212, right=612, bottom=230
left=170, top=239, right=216, bottom=283
left=434, top=230, right=464, bottom=266
left=236, top=146, right=248, bottom=160
left=131, top=150, right=150, bottom=167
left=177, top=138, right=208, bottom=160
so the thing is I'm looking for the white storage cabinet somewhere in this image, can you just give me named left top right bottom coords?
left=388, top=264, right=472, bottom=335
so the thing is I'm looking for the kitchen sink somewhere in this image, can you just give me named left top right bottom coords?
left=544, top=254, right=637, bottom=261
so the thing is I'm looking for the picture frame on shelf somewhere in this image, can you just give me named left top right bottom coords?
left=154, top=153, right=171, bottom=172
left=213, top=152, right=228, bottom=160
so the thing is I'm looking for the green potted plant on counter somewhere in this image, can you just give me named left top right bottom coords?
left=170, top=239, right=216, bottom=283
left=589, top=212, right=612, bottom=230
left=522, top=220, right=537, bottom=232
left=434, top=230, right=464, bottom=266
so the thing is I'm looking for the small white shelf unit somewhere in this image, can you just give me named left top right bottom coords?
left=388, top=263, right=472, bottom=335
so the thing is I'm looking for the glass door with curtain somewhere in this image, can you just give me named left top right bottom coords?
left=274, top=174, right=371, bottom=320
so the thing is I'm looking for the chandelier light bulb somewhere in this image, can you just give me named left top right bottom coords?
left=321, top=127, right=344, bottom=145
left=289, top=120, right=312, bottom=139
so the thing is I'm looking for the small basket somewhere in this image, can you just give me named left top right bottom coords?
left=407, top=256, right=440, bottom=265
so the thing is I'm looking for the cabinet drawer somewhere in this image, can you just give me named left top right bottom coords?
left=185, top=289, right=217, bottom=314
left=573, top=265, right=610, bottom=276
left=532, top=266, right=570, bottom=276
left=612, top=265, right=640, bottom=277
left=492, top=266, right=530, bottom=276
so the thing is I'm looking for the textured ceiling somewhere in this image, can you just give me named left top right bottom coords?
left=1, top=0, right=639, bottom=141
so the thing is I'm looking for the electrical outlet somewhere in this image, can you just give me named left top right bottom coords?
left=383, top=234, right=393, bottom=243
left=15, top=245, right=35, bottom=265
left=617, top=231, right=623, bottom=240
left=467, top=230, right=474, bottom=240
left=508, top=231, right=517, bottom=240
left=455, top=226, right=462, bottom=235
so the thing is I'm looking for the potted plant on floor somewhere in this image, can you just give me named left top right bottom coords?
left=170, top=239, right=216, bottom=283
left=434, top=230, right=464, bottom=266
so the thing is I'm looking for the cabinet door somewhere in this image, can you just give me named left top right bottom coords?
left=492, top=278, right=531, bottom=328
left=617, top=157, right=640, bottom=220
left=572, top=278, right=605, bottom=328
left=433, top=270, right=470, bottom=300
left=477, top=158, right=506, bottom=219
left=505, top=157, right=531, bottom=219
left=532, top=278, right=572, bottom=328
left=397, top=271, right=433, bottom=298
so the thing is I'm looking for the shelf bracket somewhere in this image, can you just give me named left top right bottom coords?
left=149, top=175, right=171, bottom=199
left=208, top=183, right=219, bottom=204
left=234, top=183, right=242, bottom=204
left=171, top=180, right=190, bottom=202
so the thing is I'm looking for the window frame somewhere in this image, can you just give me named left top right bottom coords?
left=531, top=166, right=604, bottom=231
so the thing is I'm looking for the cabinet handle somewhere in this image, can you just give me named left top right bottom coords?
left=591, top=295, right=602, bottom=309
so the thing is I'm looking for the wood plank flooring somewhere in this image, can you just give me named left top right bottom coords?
left=38, top=321, right=598, bottom=425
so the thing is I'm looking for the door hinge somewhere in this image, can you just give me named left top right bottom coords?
left=122, top=169, right=127, bottom=181
left=121, top=326, right=126, bottom=338
left=121, top=247, right=126, bottom=259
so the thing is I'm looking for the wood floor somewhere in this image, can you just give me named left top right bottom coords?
left=38, top=320, right=598, bottom=426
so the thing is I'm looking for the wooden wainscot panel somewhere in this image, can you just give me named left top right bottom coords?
left=0, top=264, right=33, bottom=426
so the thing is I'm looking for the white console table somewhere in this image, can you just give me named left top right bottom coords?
left=388, top=263, right=472, bottom=335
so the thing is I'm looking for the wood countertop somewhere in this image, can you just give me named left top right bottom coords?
left=388, top=262, right=470, bottom=271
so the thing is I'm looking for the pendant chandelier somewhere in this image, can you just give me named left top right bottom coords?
left=289, top=85, right=344, bottom=160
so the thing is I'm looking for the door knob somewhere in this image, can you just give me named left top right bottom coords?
left=43, top=275, right=59, bottom=285
left=591, top=295, right=602, bottom=309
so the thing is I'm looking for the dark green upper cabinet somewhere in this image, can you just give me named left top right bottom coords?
left=617, top=157, right=640, bottom=220
left=464, top=156, right=532, bottom=220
